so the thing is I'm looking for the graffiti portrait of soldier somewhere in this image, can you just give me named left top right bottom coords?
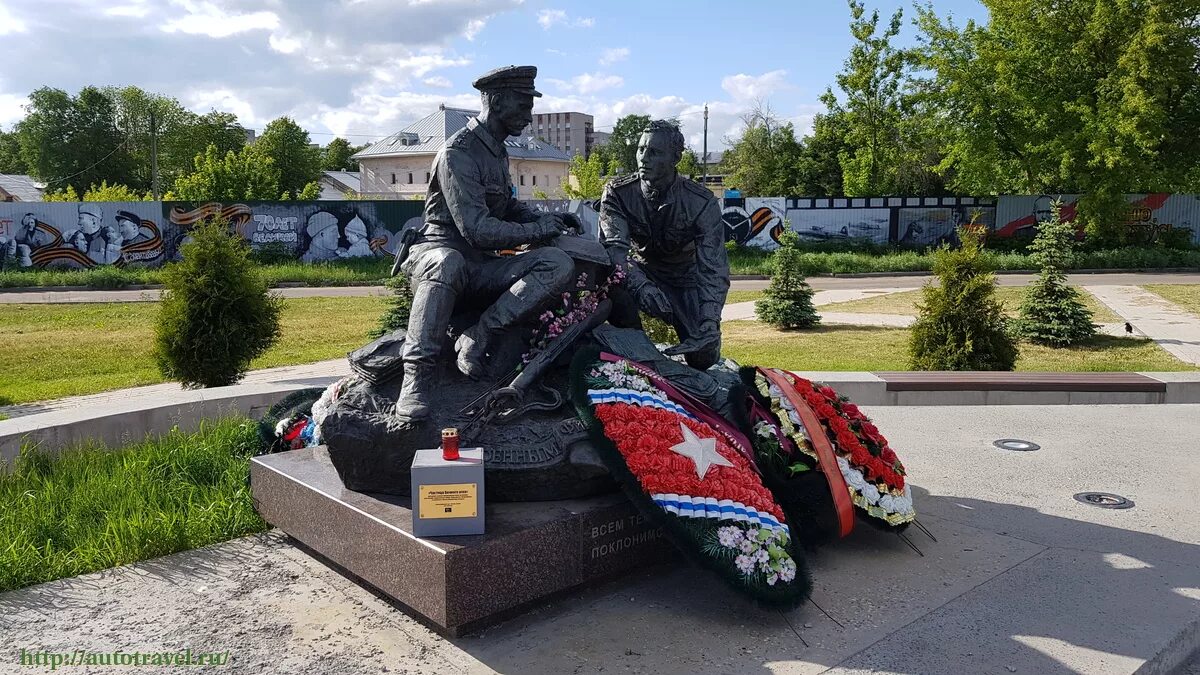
left=300, top=210, right=376, bottom=262
left=62, top=204, right=122, bottom=265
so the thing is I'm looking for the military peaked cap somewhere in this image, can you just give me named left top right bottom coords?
left=472, top=65, right=542, bottom=97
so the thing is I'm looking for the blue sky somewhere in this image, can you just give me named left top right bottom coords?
left=0, top=0, right=989, bottom=150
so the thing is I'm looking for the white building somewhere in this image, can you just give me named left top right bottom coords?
left=354, top=105, right=573, bottom=199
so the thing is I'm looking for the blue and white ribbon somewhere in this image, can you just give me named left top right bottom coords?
left=587, top=388, right=698, bottom=420
left=651, top=493, right=789, bottom=533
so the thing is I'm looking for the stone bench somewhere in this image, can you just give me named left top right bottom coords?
left=873, top=371, right=1168, bottom=405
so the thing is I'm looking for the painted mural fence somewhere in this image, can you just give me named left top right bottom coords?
left=2, top=194, right=1197, bottom=270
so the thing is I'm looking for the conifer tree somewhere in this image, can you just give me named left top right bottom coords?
left=1016, top=201, right=1096, bottom=346
left=909, top=222, right=1017, bottom=370
left=756, top=229, right=820, bottom=330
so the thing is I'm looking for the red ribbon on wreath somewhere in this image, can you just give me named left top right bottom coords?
left=760, top=368, right=855, bottom=539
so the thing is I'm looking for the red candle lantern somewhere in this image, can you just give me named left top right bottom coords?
left=441, top=427, right=460, bottom=461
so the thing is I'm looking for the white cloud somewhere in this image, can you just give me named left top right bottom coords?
left=268, top=33, right=302, bottom=54
left=161, top=2, right=280, bottom=38
left=721, top=70, right=790, bottom=101
left=464, top=18, right=485, bottom=40
left=549, top=73, right=623, bottom=95
left=423, top=76, right=453, bottom=89
left=537, top=9, right=565, bottom=29
left=599, top=47, right=629, bottom=66
left=537, top=8, right=593, bottom=30
left=0, top=3, right=28, bottom=34
left=103, top=3, right=152, bottom=19
left=0, top=92, right=27, bottom=129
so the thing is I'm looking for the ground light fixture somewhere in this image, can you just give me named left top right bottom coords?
left=992, top=438, right=1041, bottom=452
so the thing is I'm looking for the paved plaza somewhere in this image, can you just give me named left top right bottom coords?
left=3, top=403, right=1197, bottom=674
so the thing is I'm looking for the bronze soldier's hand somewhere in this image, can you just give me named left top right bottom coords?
left=638, top=284, right=674, bottom=323
left=535, top=213, right=570, bottom=239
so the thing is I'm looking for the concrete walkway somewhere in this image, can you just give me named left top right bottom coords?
left=0, top=359, right=349, bottom=421
left=3, top=272, right=1199, bottom=304
left=3, top=404, right=1197, bottom=674
left=1085, top=286, right=1200, bottom=365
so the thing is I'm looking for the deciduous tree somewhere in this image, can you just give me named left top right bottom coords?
left=172, top=144, right=281, bottom=201
left=255, top=117, right=321, bottom=199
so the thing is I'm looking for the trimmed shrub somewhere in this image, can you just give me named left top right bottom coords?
left=1016, top=201, right=1096, bottom=346
left=909, top=223, right=1017, bottom=371
left=756, top=230, right=820, bottom=330
left=154, top=220, right=282, bottom=388
left=369, top=273, right=414, bottom=339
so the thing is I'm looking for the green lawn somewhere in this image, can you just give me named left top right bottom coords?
left=0, top=296, right=386, bottom=405
left=726, top=290, right=764, bottom=304
left=721, top=321, right=1195, bottom=372
left=1142, top=284, right=1200, bottom=318
left=822, top=286, right=1122, bottom=323
left=0, top=417, right=267, bottom=593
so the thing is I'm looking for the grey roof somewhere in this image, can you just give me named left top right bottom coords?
left=0, top=174, right=45, bottom=201
left=322, top=171, right=360, bottom=192
left=319, top=171, right=361, bottom=200
left=354, top=106, right=570, bottom=163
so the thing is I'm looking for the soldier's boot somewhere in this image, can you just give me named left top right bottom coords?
left=394, top=279, right=457, bottom=423
left=456, top=250, right=574, bottom=379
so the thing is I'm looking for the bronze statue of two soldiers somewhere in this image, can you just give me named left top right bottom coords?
left=393, top=65, right=729, bottom=423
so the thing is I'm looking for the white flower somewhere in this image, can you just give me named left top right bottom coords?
left=878, top=494, right=896, bottom=512
left=766, top=573, right=779, bottom=586
left=717, top=526, right=743, bottom=548
left=755, top=549, right=770, bottom=563
left=780, top=564, right=796, bottom=582
left=735, top=554, right=756, bottom=574
left=739, top=539, right=756, bottom=555
left=861, top=482, right=881, bottom=504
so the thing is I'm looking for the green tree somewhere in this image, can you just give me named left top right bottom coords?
left=605, top=114, right=652, bottom=174
left=369, top=274, right=414, bottom=339
left=909, top=222, right=1017, bottom=371
left=723, top=105, right=805, bottom=197
left=823, top=1, right=911, bottom=196
left=793, top=111, right=851, bottom=197
left=676, top=148, right=702, bottom=179
left=154, top=219, right=281, bottom=388
left=255, top=117, right=321, bottom=198
left=321, top=137, right=365, bottom=171
left=0, top=129, right=28, bottom=174
left=16, top=87, right=136, bottom=193
left=755, top=230, right=820, bottom=329
left=172, top=144, right=281, bottom=201
left=1016, top=201, right=1096, bottom=346
left=43, top=180, right=152, bottom=201
left=562, top=151, right=609, bottom=200
left=297, top=181, right=322, bottom=200
left=914, top=0, right=1200, bottom=243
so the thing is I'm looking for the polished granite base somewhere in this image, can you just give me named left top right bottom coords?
left=250, top=446, right=672, bottom=636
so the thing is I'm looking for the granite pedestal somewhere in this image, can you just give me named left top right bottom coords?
left=250, top=446, right=673, bottom=636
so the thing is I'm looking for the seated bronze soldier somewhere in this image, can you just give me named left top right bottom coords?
left=394, top=65, right=576, bottom=423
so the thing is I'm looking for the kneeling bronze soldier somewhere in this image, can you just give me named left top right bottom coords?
left=599, top=120, right=730, bottom=370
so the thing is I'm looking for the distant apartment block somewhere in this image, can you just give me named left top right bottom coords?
left=525, top=112, right=597, bottom=158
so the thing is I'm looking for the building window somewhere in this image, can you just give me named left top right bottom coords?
left=390, top=173, right=396, bottom=184
left=520, top=175, right=525, bottom=186
left=565, top=145, right=571, bottom=152
left=532, top=175, right=537, bottom=186
left=545, top=175, right=549, bottom=187
left=408, top=173, right=413, bottom=184
left=425, top=172, right=430, bottom=183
